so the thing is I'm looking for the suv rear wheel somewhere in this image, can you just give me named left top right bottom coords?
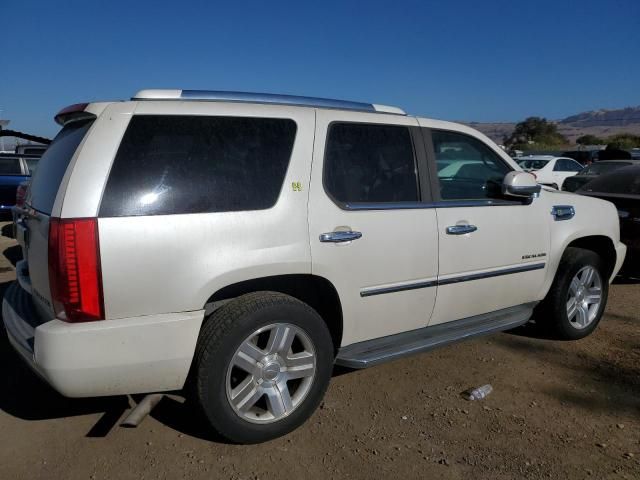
left=535, top=247, right=608, bottom=339
left=192, top=292, right=334, bottom=444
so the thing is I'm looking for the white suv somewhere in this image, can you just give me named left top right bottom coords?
left=3, top=90, right=626, bottom=443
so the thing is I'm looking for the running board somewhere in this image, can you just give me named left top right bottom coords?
left=335, top=303, right=536, bottom=369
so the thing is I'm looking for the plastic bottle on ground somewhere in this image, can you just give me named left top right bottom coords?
left=463, top=384, right=493, bottom=401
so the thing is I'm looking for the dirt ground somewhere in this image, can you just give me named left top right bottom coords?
left=0, top=222, right=638, bottom=480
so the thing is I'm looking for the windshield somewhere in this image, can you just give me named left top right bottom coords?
left=518, top=159, right=549, bottom=170
left=581, top=162, right=631, bottom=175
left=28, top=120, right=93, bottom=214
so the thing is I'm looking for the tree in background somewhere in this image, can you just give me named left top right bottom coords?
left=504, top=117, right=568, bottom=150
left=576, top=134, right=604, bottom=145
left=605, top=133, right=640, bottom=150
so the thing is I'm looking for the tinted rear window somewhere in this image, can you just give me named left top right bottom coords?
left=28, top=120, right=93, bottom=214
left=0, top=158, right=22, bottom=175
left=99, top=115, right=296, bottom=217
left=579, top=166, right=640, bottom=195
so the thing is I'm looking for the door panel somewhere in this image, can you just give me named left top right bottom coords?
left=309, top=110, right=438, bottom=346
left=424, top=126, right=550, bottom=326
left=431, top=205, right=549, bottom=325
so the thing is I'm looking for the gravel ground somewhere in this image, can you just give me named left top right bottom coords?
left=0, top=222, right=638, bottom=480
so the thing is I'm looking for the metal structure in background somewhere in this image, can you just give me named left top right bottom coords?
left=0, top=129, right=51, bottom=146
left=0, top=119, right=9, bottom=152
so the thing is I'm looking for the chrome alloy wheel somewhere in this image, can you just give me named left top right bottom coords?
left=566, top=265, right=603, bottom=329
left=225, top=323, right=316, bottom=424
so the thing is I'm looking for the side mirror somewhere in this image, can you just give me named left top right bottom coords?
left=502, top=171, right=541, bottom=199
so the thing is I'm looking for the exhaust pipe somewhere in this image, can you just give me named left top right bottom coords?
left=121, top=394, right=164, bottom=428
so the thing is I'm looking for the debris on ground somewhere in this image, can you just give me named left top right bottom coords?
left=461, top=384, right=493, bottom=401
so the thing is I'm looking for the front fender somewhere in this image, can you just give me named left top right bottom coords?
left=536, top=189, right=624, bottom=299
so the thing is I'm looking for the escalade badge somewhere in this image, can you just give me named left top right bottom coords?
left=522, top=253, right=547, bottom=260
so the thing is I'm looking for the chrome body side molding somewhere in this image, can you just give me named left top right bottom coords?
left=359, top=263, right=545, bottom=297
left=360, top=280, right=438, bottom=297
left=437, top=262, right=545, bottom=286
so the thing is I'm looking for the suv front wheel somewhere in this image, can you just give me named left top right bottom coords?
left=535, top=247, right=609, bottom=340
left=192, top=292, right=334, bottom=444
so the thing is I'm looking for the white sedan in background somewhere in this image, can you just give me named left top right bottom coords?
left=517, top=155, right=584, bottom=189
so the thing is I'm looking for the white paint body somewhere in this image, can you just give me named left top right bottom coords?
left=3, top=97, right=626, bottom=397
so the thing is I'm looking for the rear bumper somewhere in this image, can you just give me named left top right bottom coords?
left=2, top=282, right=204, bottom=397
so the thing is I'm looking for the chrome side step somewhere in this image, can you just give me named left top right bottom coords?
left=335, top=303, right=536, bottom=369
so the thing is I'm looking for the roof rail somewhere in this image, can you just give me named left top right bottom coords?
left=132, top=89, right=406, bottom=115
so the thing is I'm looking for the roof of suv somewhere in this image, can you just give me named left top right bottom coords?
left=132, top=89, right=407, bottom=115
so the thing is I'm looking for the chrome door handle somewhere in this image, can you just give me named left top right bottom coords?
left=446, top=224, right=477, bottom=235
left=319, top=230, right=362, bottom=243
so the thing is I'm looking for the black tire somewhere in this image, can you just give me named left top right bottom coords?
left=551, top=183, right=559, bottom=190
left=534, top=247, right=608, bottom=340
left=191, top=291, right=334, bottom=444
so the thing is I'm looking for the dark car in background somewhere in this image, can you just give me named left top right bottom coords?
left=563, top=160, right=640, bottom=192
left=0, top=153, right=41, bottom=215
left=577, top=164, right=640, bottom=276
left=562, top=149, right=601, bottom=165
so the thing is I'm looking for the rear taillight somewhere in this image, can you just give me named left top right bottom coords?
left=15, top=183, right=27, bottom=208
left=48, top=218, right=104, bottom=322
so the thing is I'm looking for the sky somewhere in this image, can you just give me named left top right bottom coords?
left=1, top=0, right=639, bottom=139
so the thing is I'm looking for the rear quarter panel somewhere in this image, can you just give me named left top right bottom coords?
left=97, top=102, right=315, bottom=319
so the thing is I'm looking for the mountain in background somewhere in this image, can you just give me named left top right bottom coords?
left=560, top=106, right=640, bottom=126
left=466, top=106, right=640, bottom=145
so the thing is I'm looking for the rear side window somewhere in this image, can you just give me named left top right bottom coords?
left=554, top=159, right=583, bottom=172
left=0, top=158, right=22, bottom=175
left=323, top=123, right=419, bottom=204
left=99, top=116, right=297, bottom=217
left=28, top=120, right=93, bottom=214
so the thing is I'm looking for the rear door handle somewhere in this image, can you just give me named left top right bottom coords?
left=319, top=231, right=362, bottom=243
left=446, top=224, right=477, bottom=235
